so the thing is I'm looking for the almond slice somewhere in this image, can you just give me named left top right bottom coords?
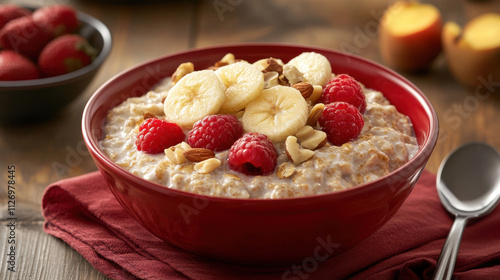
left=175, top=142, right=192, bottom=151
left=194, top=158, right=221, bottom=174
left=165, top=147, right=186, bottom=165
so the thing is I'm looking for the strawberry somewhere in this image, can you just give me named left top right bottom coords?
left=0, top=16, right=53, bottom=60
left=38, top=34, right=97, bottom=77
left=0, top=50, right=40, bottom=81
left=0, top=4, right=32, bottom=30
left=32, top=5, right=78, bottom=37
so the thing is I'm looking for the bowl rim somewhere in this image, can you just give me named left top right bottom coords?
left=0, top=10, right=112, bottom=89
left=82, top=42, right=439, bottom=204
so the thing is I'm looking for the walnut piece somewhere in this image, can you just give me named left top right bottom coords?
left=252, top=57, right=284, bottom=72
left=262, top=58, right=284, bottom=75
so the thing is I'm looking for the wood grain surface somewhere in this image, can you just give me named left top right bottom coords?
left=1, top=0, right=500, bottom=279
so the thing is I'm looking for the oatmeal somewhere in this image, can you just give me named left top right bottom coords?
left=100, top=53, right=419, bottom=199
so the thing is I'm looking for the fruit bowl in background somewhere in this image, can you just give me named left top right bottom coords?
left=0, top=9, right=112, bottom=124
left=82, top=43, right=438, bottom=265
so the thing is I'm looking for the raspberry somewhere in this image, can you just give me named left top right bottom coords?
left=187, top=114, right=243, bottom=151
left=318, top=102, right=364, bottom=146
left=321, top=74, right=366, bottom=113
left=136, top=118, right=185, bottom=154
left=228, top=132, right=278, bottom=176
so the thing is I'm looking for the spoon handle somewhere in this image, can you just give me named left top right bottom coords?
left=433, top=216, right=468, bottom=280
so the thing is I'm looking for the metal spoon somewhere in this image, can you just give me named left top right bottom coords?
left=433, top=142, right=500, bottom=280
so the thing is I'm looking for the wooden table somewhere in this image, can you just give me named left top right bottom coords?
left=1, top=0, right=500, bottom=279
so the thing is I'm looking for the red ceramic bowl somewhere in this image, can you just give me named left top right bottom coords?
left=82, top=43, right=438, bottom=265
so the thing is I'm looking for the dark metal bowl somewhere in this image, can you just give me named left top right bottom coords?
left=0, top=10, right=112, bottom=124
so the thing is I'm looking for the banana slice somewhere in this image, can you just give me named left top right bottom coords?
left=242, top=85, right=308, bottom=142
left=163, top=70, right=225, bottom=128
left=286, top=52, right=332, bottom=86
left=215, top=62, right=264, bottom=114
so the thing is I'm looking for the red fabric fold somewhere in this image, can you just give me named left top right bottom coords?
left=42, top=170, right=500, bottom=280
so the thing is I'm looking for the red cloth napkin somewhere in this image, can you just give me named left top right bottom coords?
left=42, top=170, right=500, bottom=280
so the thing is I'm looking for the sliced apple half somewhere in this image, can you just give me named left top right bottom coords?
left=379, top=1, right=442, bottom=71
left=443, top=13, right=500, bottom=87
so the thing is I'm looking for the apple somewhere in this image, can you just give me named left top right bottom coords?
left=442, top=13, right=500, bottom=88
left=378, top=1, right=442, bottom=72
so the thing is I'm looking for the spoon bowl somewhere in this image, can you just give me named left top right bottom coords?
left=433, top=142, right=500, bottom=279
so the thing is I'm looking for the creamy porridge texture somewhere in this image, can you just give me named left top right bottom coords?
left=100, top=52, right=419, bottom=199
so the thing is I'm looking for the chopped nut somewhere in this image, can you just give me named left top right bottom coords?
left=283, top=64, right=304, bottom=85
left=220, top=53, right=236, bottom=64
left=194, top=158, right=221, bottom=174
left=277, top=162, right=295, bottom=179
left=263, top=58, right=283, bottom=74
left=285, top=136, right=315, bottom=164
left=252, top=57, right=284, bottom=72
left=308, top=85, right=323, bottom=103
left=183, top=148, right=215, bottom=162
left=263, top=71, right=279, bottom=88
left=172, top=62, right=194, bottom=84
left=307, top=103, right=325, bottom=127
left=206, top=66, right=220, bottom=71
left=278, top=74, right=290, bottom=86
left=252, top=59, right=268, bottom=71
left=175, top=142, right=192, bottom=151
left=143, top=112, right=156, bottom=120
left=213, top=53, right=236, bottom=68
left=214, top=61, right=228, bottom=67
left=292, top=82, right=314, bottom=99
left=165, top=147, right=186, bottom=165
left=295, top=125, right=327, bottom=150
